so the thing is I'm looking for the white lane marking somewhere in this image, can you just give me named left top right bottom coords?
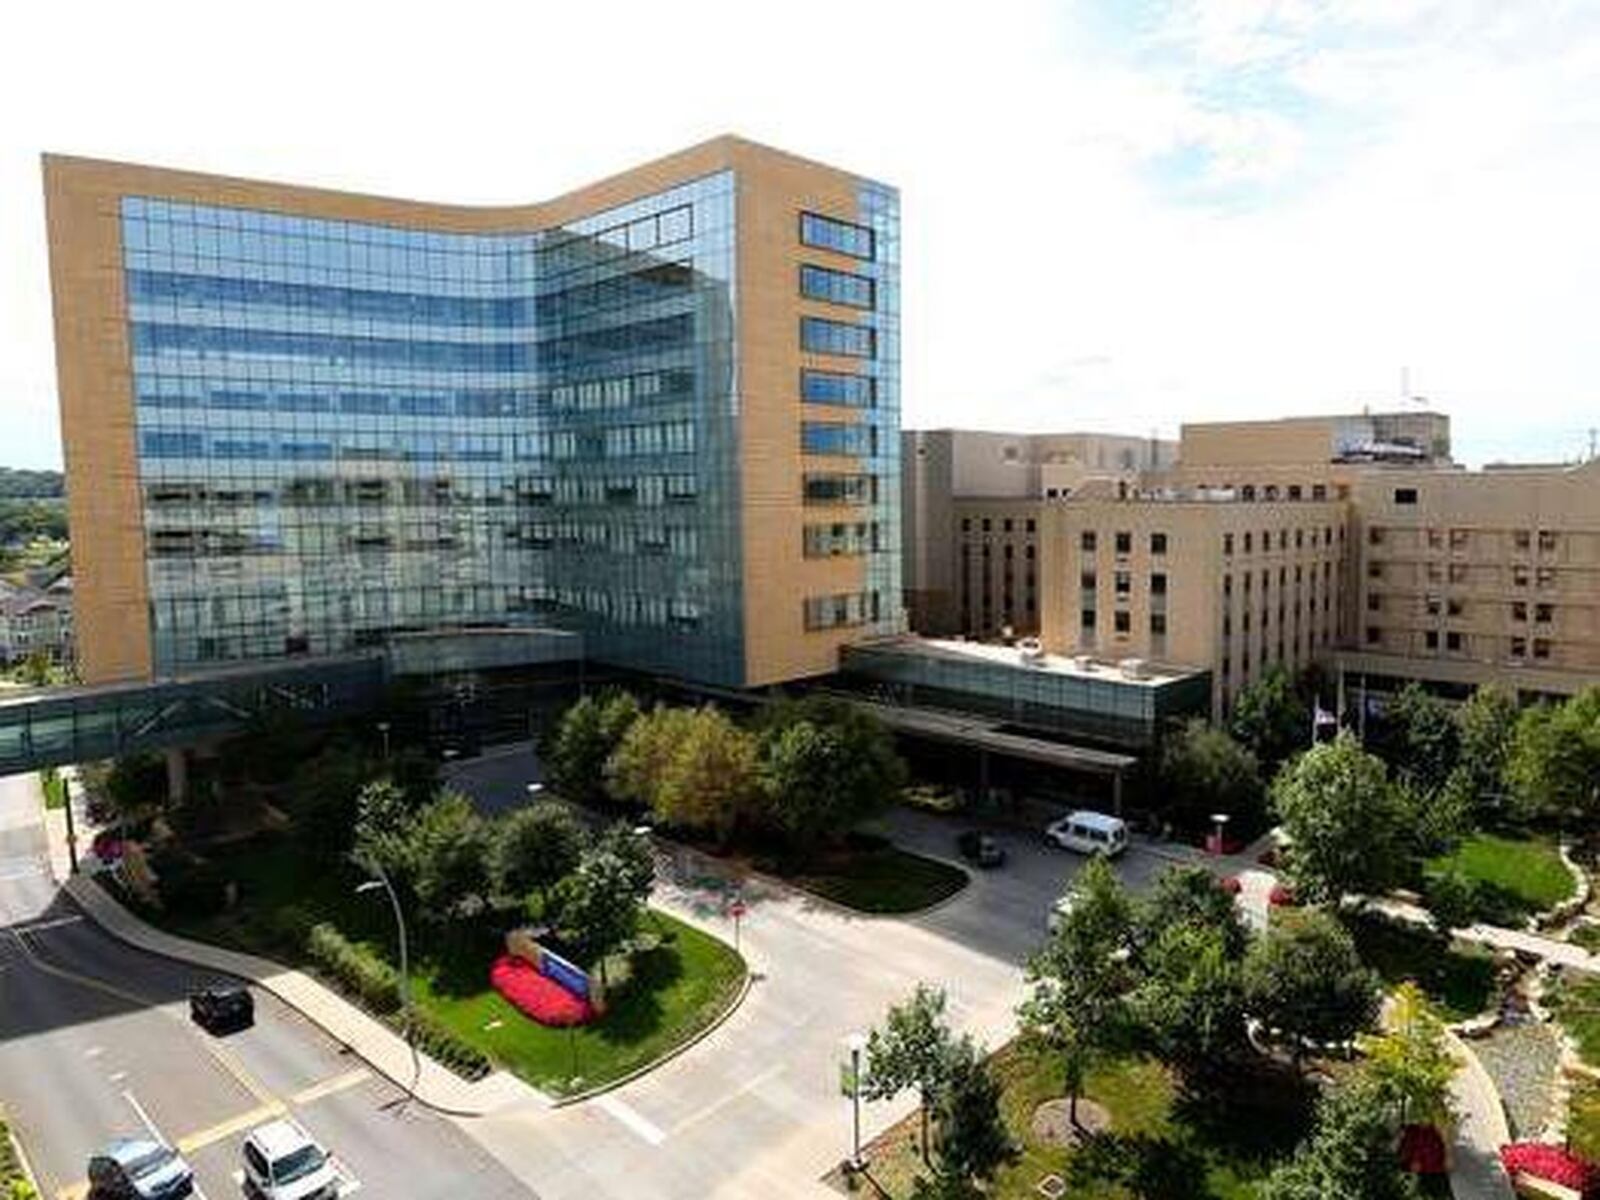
left=669, top=1061, right=786, bottom=1135
left=596, top=1092, right=667, bottom=1145
left=108, top=1071, right=128, bottom=1084
left=12, top=915, right=83, bottom=934
left=121, top=1089, right=162, bottom=1140
left=83, top=1046, right=104, bottom=1059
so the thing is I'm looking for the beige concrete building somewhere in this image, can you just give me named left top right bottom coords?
left=1342, top=459, right=1600, bottom=698
left=1034, top=481, right=1347, bottom=714
left=906, top=408, right=1600, bottom=715
left=45, top=137, right=901, bottom=691
left=903, top=429, right=1175, bottom=634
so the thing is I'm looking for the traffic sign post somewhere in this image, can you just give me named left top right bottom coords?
left=727, top=896, right=747, bottom=954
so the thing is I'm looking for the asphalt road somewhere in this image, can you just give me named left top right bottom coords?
left=0, top=772, right=534, bottom=1200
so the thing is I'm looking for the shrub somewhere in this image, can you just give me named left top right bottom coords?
left=400, top=1007, right=492, bottom=1081
left=263, top=904, right=316, bottom=953
left=155, top=857, right=229, bottom=917
left=306, top=923, right=400, bottom=1013
left=1499, top=1142, right=1596, bottom=1192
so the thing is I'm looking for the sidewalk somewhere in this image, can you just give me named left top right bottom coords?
left=1446, top=1027, right=1516, bottom=1200
left=1372, top=897, right=1600, bottom=974
left=38, top=778, right=542, bottom=1118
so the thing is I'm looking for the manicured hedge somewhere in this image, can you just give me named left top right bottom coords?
left=306, top=923, right=401, bottom=1013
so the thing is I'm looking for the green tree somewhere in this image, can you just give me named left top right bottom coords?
left=1423, top=867, right=1486, bottom=934
left=591, top=821, right=654, bottom=903
left=1259, top=1072, right=1421, bottom=1200
left=1231, top=665, right=1310, bottom=771
left=1019, top=857, right=1136, bottom=1130
left=1455, top=683, right=1519, bottom=809
left=651, top=706, right=761, bottom=841
left=865, top=984, right=959, bottom=1165
left=1272, top=735, right=1407, bottom=904
left=1506, top=689, right=1600, bottom=827
left=1135, top=863, right=1250, bottom=962
left=351, top=779, right=413, bottom=878
left=606, top=705, right=697, bottom=812
left=285, top=742, right=374, bottom=862
left=548, top=844, right=644, bottom=980
left=548, top=691, right=641, bottom=806
left=1243, top=909, right=1380, bottom=1058
left=1357, top=981, right=1456, bottom=1129
left=491, top=801, right=586, bottom=901
left=407, top=792, right=490, bottom=922
left=1372, top=683, right=1460, bottom=796
left=756, top=696, right=906, bottom=849
left=1133, top=920, right=1247, bottom=1075
left=928, top=1037, right=1015, bottom=1190
left=1158, top=720, right=1265, bottom=835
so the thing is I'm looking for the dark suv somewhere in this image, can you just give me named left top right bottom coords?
left=189, top=984, right=254, bottom=1034
left=956, top=830, right=1006, bottom=868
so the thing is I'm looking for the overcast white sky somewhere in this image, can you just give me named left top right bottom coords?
left=4, top=0, right=1599, bottom=469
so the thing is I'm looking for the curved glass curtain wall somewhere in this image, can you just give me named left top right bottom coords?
left=121, top=172, right=743, bottom=685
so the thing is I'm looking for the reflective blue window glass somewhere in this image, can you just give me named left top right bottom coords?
left=800, top=317, right=874, bottom=359
left=800, top=264, right=874, bottom=309
left=799, top=212, right=874, bottom=260
left=800, top=369, right=875, bottom=408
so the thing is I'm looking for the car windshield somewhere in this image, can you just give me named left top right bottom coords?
left=273, top=1144, right=327, bottom=1183
left=126, top=1145, right=175, bottom=1176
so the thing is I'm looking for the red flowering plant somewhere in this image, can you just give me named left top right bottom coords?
left=1499, top=1142, right=1596, bottom=1193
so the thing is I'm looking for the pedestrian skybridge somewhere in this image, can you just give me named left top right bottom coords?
left=0, top=628, right=582, bottom=776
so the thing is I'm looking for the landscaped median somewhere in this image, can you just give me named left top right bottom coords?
left=90, top=830, right=748, bottom=1101
left=1, top=1110, right=40, bottom=1200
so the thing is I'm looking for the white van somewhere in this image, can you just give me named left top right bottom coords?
left=1044, top=811, right=1128, bottom=858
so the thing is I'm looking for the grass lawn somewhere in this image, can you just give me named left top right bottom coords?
left=1570, top=923, right=1600, bottom=956
left=784, top=846, right=967, bottom=915
left=1345, top=914, right=1497, bottom=1022
left=123, top=832, right=747, bottom=1096
left=1547, top=975, right=1600, bottom=1069
left=833, top=1041, right=1313, bottom=1199
left=1425, top=833, right=1575, bottom=923
left=1567, top=1079, right=1600, bottom=1161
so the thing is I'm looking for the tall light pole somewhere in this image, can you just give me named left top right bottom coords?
left=844, top=1032, right=868, bottom=1172
left=355, top=864, right=419, bottom=1105
left=376, top=721, right=391, bottom=763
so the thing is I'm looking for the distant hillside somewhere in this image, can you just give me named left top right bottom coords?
left=0, top=468, right=64, bottom=499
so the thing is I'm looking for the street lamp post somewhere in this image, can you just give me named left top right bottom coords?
left=1211, top=812, right=1231, bottom=857
left=526, top=782, right=545, bottom=803
left=845, top=1032, right=868, bottom=1172
left=376, top=721, right=391, bottom=763
left=355, top=864, right=419, bottom=1105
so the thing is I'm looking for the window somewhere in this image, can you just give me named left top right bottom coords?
left=1450, top=529, right=1469, bottom=550
left=799, top=212, right=875, bottom=260
left=1539, top=530, right=1558, bottom=553
left=1428, top=529, right=1444, bottom=550
left=1426, top=630, right=1440, bottom=650
left=1450, top=563, right=1469, bottom=583
left=1394, top=487, right=1418, bottom=505
left=1367, top=593, right=1381, bottom=612
left=1224, top=533, right=1235, bottom=556
left=1081, top=608, right=1096, bottom=631
left=1366, top=625, right=1381, bottom=645
left=802, top=473, right=874, bottom=505
left=1114, top=571, right=1131, bottom=596
left=1510, top=636, right=1527, bottom=658
left=1446, top=631, right=1463, bottom=652
left=1150, top=532, right=1168, bottom=555
left=1115, top=531, right=1132, bottom=555
left=1369, top=527, right=1385, bottom=546
left=960, top=518, right=971, bottom=533
left=1151, top=572, right=1168, bottom=596
left=1513, top=564, right=1530, bottom=587
left=1426, top=596, right=1442, bottom=616
left=1244, top=532, right=1253, bottom=553
left=981, top=518, right=991, bottom=532
left=1150, top=613, right=1167, bottom=636
left=1003, top=518, right=1013, bottom=533
left=801, top=316, right=874, bottom=358
left=1312, top=484, right=1327, bottom=500
left=1537, top=567, right=1557, bottom=588
left=800, top=422, right=873, bottom=456
left=801, top=369, right=875, bottom=408
left=1514, top=530, right=1532, bottom=551
left=1534, top=638, right=1552, bottom=660
left=1513, top=602, right=1528, bottom=622
left=1114, top=611, right=1131, bottom=634
left=1081, top=530, right=1097, bottom=552
left=1447, top=598, right=1464, bottom=617
left=799, top=264, right=874, bottom=308
left=1368, top=562, right=1384, bottom=579
left=1080, top=571, right=1096, bottom=592
left=1536, top=603, right=1555, bottom=623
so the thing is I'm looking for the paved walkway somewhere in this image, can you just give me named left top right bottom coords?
left=40, top=782, right=540, bottom=1117
left=1447, top=1028, right=1516, bottom=1200
left=1372, top=897, right=1600, bottom=973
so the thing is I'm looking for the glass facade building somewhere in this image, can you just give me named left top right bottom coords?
left=47, top=138, right=901, bottom=689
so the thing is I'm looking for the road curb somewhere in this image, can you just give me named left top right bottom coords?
left=552, top=950, right=756, bottom=1108
left=61, top=874, right=531, bottom=1120
left=1, top=1105, right=44, bottom=1199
